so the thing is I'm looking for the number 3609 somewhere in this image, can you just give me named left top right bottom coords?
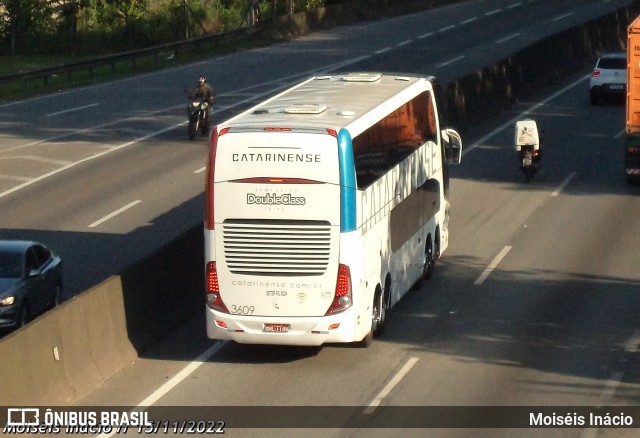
left=230, top=305, right=255, bottom=315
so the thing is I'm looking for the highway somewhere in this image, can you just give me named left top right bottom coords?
left=0, top=0, right=639, bottom=436
left=0, top=0, right=632, bottom=297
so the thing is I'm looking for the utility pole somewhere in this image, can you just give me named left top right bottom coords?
left=183, top=0, right=189, bottom=39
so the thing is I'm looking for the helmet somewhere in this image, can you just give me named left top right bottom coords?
left=198, top=74, right=206, bottom=84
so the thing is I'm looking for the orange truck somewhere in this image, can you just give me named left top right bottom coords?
left=626, top=15, right=640, bottom=183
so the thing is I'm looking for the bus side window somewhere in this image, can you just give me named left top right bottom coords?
left=353, top=91, right=437, bottom=189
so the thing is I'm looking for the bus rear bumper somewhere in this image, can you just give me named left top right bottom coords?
left=205, top=307, right=361, bottom=346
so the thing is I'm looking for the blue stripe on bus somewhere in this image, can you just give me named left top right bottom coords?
left=338, top=128, right=357, bottom=232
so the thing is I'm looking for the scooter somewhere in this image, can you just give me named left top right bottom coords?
left=519, top=145, right=541, bottom=183
left=187, top=99, right=209, bottom=140
left=515, top=119, right=541, bottom=183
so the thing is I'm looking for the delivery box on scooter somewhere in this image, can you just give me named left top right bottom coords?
left=514, top=119, right=539, bottom=151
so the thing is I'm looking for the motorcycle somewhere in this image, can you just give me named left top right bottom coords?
left=187, top=98, right=209, bottom=140
left=515, top=119, right=541, bottom=183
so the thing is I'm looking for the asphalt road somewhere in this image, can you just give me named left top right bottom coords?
left=0, top=0, right=633, bottom=298
left=0, top=0, right=624, bottom=436
left=78, top=54, right=640, bottom=438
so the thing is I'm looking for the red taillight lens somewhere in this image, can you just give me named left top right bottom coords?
left=628, top=146, right=640, bottom=154
left=592, top=69, right=601, bottom=77
left=325, top=264, right=353, bottom=315
left=206, top=262, right=229, bottom=313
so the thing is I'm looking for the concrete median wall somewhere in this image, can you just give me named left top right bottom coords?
left=444, top=4, right=637, bottom=128
left=0, top=276, right=136, bottom=405
left=0, top=1, right=638, bottom=406
left=0, top=225, right=204, bottom=405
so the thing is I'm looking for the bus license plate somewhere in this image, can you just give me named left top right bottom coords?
left=264, top=324, right=290, bottom=333
left=523, top=156, right=532, bottom=166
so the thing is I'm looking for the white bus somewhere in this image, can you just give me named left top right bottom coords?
left=204, top=73, right=462, bottom=346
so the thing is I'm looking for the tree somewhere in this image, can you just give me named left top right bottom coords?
left=1, top=0, right=54, bottom=55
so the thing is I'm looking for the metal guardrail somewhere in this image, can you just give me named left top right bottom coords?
left=0, top=26, right=261, bottom=89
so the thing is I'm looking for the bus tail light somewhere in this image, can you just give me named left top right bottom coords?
left=325, top=264, right=353, bottom=315
left=206, top=262, right=229, bottom=313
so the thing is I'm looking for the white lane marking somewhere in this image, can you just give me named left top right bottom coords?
left=138, top=341, right=227, bottom=405
left=496, top=33, right=520, bottom=44
left=96, top=341, right=228, bottom=438
left=460, top=17, right=478, bottom=25
left=363, top=357, right=419, bottom=414
left=507, top=2, right=522, bottom=9
left=418, top=32, right=433, bottom=39
left=438, top=25, right=456, bottom=33
left=88, top=200, right=142, bottom=228
left=194, top=167, right=206, bottom=174
left=580, top=330, right=640, bottom=438
left=599, top=372, right=624, bottom=402
left=589, top=278, right=640, bottom=287
left=615, top=129, right=625, bottom=139
left=0, top=173, right=31, bottom=182
left=46, top=103, right=100, bottom=117
left=0, top=106, right=183, bottom=156
left=550, top=171, right=576, bottom=197
left=396, top=40, right=412, bottom=47
left=0, top=123, right=180, bottom=200
left=436, top=55, right=465, bottom=68
left=474, top=246, right=512, bottom=285
left=0, top=155, right=71, bottom=166
left=624, top=329, right=640, bottom=354
left=374, top=47, right=392, bottom=55
left=485, top=9, right=501, bottom=16
left=553, top=12, right=573, bottom=22
left=624, top=329, right=640, bottom=353
left=463, top=74, right=590, bottom=156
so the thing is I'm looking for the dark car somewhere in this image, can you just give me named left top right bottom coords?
left=0, top=240, right=63, bottom=329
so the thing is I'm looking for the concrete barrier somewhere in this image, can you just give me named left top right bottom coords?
left=0, top=276, right=136, bottom=405
left=443, top=4, right=638, bottom=128
left=0, top=1, right=637, bottom=406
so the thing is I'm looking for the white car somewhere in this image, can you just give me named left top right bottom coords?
left=589, top=53, right=626, bottom=105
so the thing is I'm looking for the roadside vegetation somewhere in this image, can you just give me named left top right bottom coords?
left=0, top=1, right=330, bottom=100
left=0, top=1, right=452, bottom=101
left=1, top=1, right=349, bottom=69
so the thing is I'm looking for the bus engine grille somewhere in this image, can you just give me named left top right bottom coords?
left=222, top=219, right=332, bottom=276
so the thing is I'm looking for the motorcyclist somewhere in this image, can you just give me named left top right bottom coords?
left=190, top=74, right=215, bottom=125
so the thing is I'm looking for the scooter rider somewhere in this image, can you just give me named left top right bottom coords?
left=515, top=119, right=543, bottom=182
left=515, top=120, right=542, bottom=164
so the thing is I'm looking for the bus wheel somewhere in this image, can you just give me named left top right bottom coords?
left=422, top=236, right=435, bottom=281
left=373, top=285, right=388, bottom=336
left=357, top=285, right=386, bottom=348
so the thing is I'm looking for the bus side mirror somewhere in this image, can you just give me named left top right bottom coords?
left=442, top=128, right=463, bottom=164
